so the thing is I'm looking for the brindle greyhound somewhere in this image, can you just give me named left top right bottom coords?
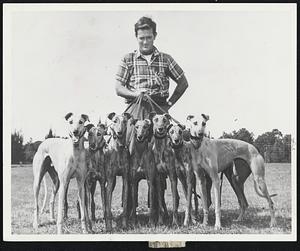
left=129, top=118, right=156, bottom=226
left=32, top=113, right=93, bottom=234
left=149, top=112, right=179, bottom=225
left=167, top=123, right=200, bottom=226
left=82, top=121, right=108, bottom=226
left=105, top=112, right=131, bottom=231
left=187, top=114, right=277, bottom=230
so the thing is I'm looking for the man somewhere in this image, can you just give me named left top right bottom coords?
left=115, top=16, right=189, bottom=221
left=115, top=16, right=189, bottom=119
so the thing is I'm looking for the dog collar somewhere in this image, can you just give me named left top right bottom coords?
left=89, top=139, right=106, bottom=153
left=154, top=132, right=167, bottom=139
left=170, top=141, right=184, bottom=149
left=190, top=133, right=204, bottom=149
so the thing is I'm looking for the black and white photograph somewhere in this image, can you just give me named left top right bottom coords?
left=3, top=3, right=296, bottom=242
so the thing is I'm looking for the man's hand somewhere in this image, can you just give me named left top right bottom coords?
left=134, top=88, right=149, bottom=97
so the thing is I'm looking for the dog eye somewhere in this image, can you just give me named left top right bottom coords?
left=170, top=130, right=174, bottom=134
left=97, top=132, right=102, bottom=136
left=79, top=120, right=83, bottom=125
left=69, top=120, right=73, bottom=124
left=193, top=121, right=198, bottom=125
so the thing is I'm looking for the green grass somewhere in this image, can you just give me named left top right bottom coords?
left=11, top=163, right=292, bottom=234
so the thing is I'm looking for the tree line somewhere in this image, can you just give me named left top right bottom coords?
left=220, top=128, right=291, bottom=163
left=11, top=128, right=291, bottom=165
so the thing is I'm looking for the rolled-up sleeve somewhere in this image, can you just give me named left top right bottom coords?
left=166, top=55, right=184, bottom=81
left=116, top=57, right=130, bottom=86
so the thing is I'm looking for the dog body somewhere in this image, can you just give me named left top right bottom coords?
left=105, top=112, right=131, bottom=231
left=150, top=113, right=180, bottom=225
left=83, top=122, right=108, bottom=225
left=168, top=124, right=199, bottom=226
left=32, top=113, right=92, bottom=234
left=129, top=118, right=156, bottom=225
left=187, top=115, right=276, bottom=229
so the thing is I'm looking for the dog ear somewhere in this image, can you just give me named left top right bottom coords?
left=123, top=113, right=131, bottom=120
left=85, top=123, right=95, bottom=132
left=186, top=115, right=194, bottom=121
left=65, top=112, right=73, bottom=121
left=148, top=111, right=157, bottom=121
left=178, top=124, right=186, bottom=130
left=107, top=112, right=116, bottom=121
left=201, top=114, right=209, bottom=122
left=81, top=114, right=90, bottom=122
left=167, top=124, right=173, bottom=132
left=164, top=113, right=171, bottom=121
left=130, top=118, right=138, bottom=126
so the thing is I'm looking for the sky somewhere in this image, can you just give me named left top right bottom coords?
left=4, top=4, right=296, bottom=143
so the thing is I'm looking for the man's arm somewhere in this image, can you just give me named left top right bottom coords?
left=167, top=75, right=189, bottom=107
left=115, top=81, right=147, bottom=100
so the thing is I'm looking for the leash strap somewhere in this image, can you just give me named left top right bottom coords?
left=144, top=94, right=183, bottom=125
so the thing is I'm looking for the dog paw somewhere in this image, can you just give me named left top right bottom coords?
left=214, top=225, right=222, bottom=231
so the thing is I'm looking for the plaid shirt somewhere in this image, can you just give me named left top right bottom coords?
left=116, top=47, right=184, bottom=102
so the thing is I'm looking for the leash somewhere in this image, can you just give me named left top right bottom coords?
left=143, top=94, right=183, bottom=125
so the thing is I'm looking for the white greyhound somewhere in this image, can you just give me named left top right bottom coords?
left=32, top=113, right=93, bottom=234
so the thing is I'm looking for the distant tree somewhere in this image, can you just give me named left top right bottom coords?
left=45, top=128, right=55, bottom=139
left=24, top=140, right=42, bottom=164
left=11, top=130, right=24, bottom=164
left=282, top=134, right=291, bottom=163
left=220, top=128, right=254, bottom=144
left=254, top=129, right=290, bottom=163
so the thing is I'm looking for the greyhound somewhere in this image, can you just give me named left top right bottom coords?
left=105, top=112, right=131, bottom=231
left=167, top=123, right=199, bottom=226
left=32, top=113, right=93, bottom=234
left=149, top=112, right=178, bottom=226
left=129, top=118, right=156, bottom=226
left=187, top=114, right=277, bottom=230
left=81, top=121, right=108, bottom=226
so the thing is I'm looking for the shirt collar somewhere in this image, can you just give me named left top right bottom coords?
left=135, top=46, right=160, bottom=59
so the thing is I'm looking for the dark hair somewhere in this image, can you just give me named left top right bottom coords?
left=134, top=16, right=157, bottom=37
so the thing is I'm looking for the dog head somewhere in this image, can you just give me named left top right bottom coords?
left=65, top=112, right=90, bottom=145
left=87, top=123, right=107, bottom=151
left=149, top=112, right=171, bottom=138
left=107, top=112, right=131, bottom=139
left=186, top=114, right=209, bottom=138
left=168, top=124, right=186, bottom=147
left=131, top=118, right=152, bottom=143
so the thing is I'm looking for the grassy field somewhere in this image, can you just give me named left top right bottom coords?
left=11, top=163, right=292, bottom=234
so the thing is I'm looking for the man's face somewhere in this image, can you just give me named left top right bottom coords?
left=136, top=28, right=156, bottom=55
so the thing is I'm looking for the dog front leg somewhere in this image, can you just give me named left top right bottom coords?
left=212, top=174, right=221, bottom=230
left=183, top=168, right=193, bottom=226
left=169, top=173, right=179, bottom=227
left=76, top=177, right=89, bottom=234
left=56, top=178, right=68, bottom=234
left=197, top=168, right=209, bottom=226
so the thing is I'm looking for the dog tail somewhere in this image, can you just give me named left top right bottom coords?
left=254, top=180, right=277, bottom=198
left=40, top=178, right=48, bottom=214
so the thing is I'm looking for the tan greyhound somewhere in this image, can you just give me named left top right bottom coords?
left=105, top=112, right=131, bottom=231
left=187, top=114, right=277, bottom=230
left=32, top=113, right=93, bottom=234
